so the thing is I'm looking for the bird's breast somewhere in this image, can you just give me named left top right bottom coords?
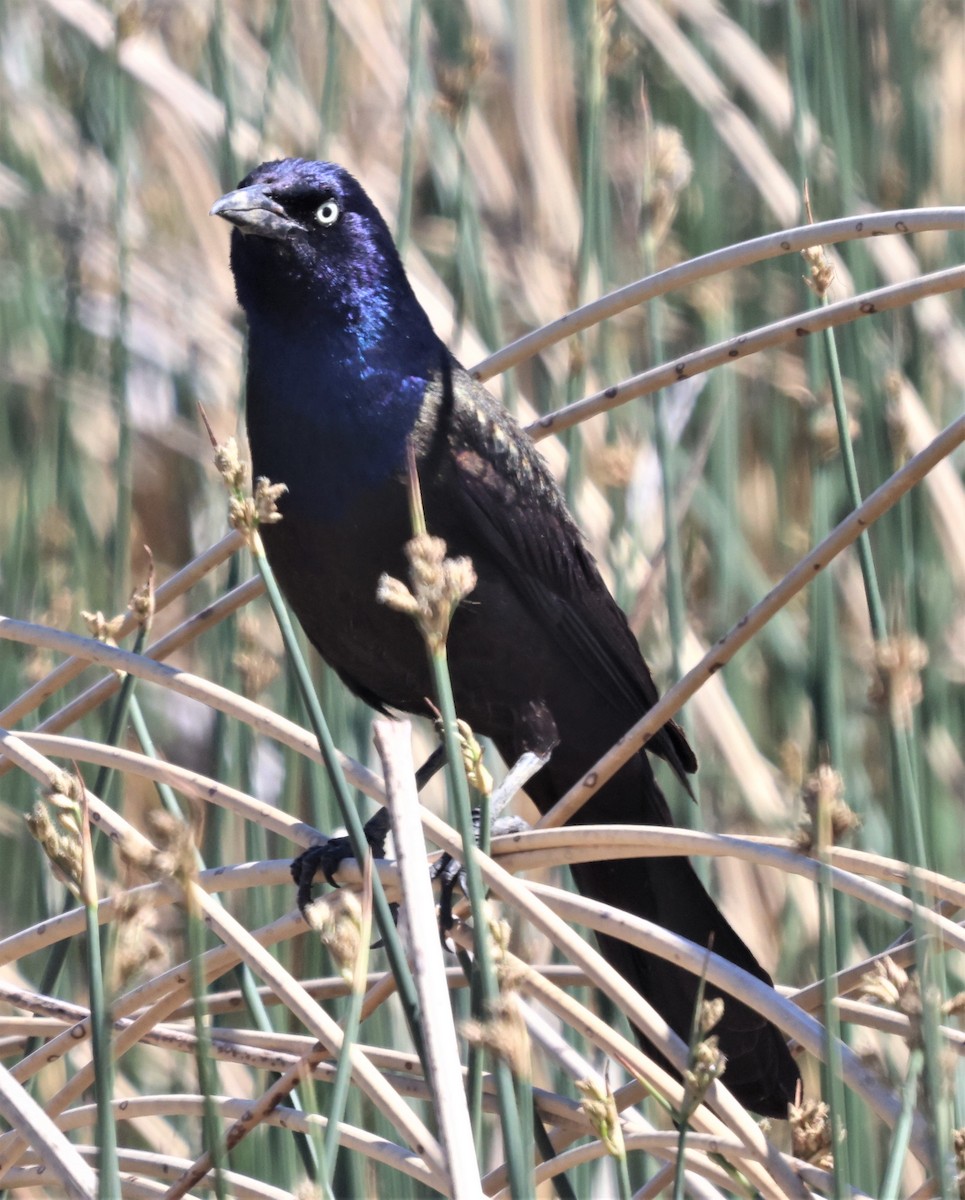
left=245, top=333, right=429, bottom=523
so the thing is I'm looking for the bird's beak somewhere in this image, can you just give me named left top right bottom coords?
left=209, top=183, right=298, bottom=241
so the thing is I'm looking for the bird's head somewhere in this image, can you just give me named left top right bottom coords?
left=211, top=158, right=424, bottom=342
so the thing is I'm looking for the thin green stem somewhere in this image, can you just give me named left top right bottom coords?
left=186, top=890, right=228, bottom=1200
left=321, top=919, right=369, bottom=1183
left=127, top=697, right=191, bottom=824
left=911, top=902, right=955, bottom=1199
left=821, top=314, right=928, bottom=869
left=250, top=535, right=427, bottom=1067
left=26, top=624, right=149, bottom=1070
left=405, top=455, right=529, bottom=1195
left=210, top=0, right=238, bottom=187
left=817, top=826, right=850, bottom=1198
left=82, top=852, right=118, bottom=1200
left=395, top=0, right=423, bottom=255
left=108, top=24, right=131, bottom=618
left=879, top=1048, right=922, bottom=1200
left=255, top=0, right=291, bottom=147
left=235, top=965, right=320, bottom=1182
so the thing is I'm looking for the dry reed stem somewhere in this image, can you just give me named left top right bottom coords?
left=492, top=826, right=965, bottom=914
left=507, top=1128, right=856, bottom=1200
left=0, top=617, right=385, bottom=801
left=423, top=824, right=810, bottom=1199
left=374, top=719, right=482, bottom=1199
left=830, top=999, right=965, bottom=1050
left=0, top=729, right=164, bottom=864
left=0, top=530, right=244, bottom=733
left=475, top=208, right=965, bottom=383
left=529, top=266, right=965, bottom=438
left=56, top=1096, right=437, bottom=1190
left=444, top=927, right=793, bottom=1200
left=0, top=892, right=446, bottom=1189
left=18, top=731, right=322, bottom=849
left=0, top=912, right=305, bottom=1178
left=10, top=1147, right=291, bottom=1200
left=160, top=964, right=587, bottom=1022
left=530, top=885, right=931, bottom=1155
left=0, top=574, right=265, bottom=781
left=0, top=863, right=287, bottom=967
left=5, top=733, right=957, bottom=1185
left=178, top=884, right=446, bottom=1190
left=0, top=1063, right=97, bottom=1199
left=14, top=575, right=266, bottom=746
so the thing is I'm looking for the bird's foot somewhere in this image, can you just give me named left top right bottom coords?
left=430, top=746, right=550, bottom=939
left=430, top=811, right=530, bottom=936
left=291, top=807, right=391, bottom=917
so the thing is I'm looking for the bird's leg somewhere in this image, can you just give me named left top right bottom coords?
left=415, top=743, right=446, bottom=791
left=291, top=738, right=546, bottom=945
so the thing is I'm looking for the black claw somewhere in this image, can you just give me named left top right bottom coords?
left=290, top=843, right=339, bottom=915
left=291, top=808, right=393, bottom=917
left=430, top=852, right=469, bottom=941
left=429, top=811, right=531, bottom=945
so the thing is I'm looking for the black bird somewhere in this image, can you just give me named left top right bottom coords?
left=211, top=158, right=799, bottom=1115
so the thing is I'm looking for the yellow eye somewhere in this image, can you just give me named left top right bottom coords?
left=316, top=199, right=340, bottom=227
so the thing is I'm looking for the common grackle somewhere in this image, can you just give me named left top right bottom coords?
left=212, top=159, right=799, bottom=1115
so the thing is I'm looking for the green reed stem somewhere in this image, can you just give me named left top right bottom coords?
left=186, top=888, right=228, bottom=1200
left=250, top=535, right=427, bottom=1067
left=396, top=0, right=423, bottom=255
left=78, top=795, right=118, bottom=1200
left=879, top=1048, right=922, bottom=1200
left=322, top=871, right=371, bottom=1185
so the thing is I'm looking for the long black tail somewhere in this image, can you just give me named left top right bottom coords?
left=524, top=750, right=799, bottom=1116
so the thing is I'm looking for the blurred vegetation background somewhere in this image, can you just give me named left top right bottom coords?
left=0, top=0, right=963, bottom=1196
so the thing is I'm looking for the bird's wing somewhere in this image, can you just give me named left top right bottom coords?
left=418, top=359, right=696, bottom=783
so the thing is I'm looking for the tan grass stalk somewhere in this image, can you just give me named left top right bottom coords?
left=0, top=863, right=288, bottom=967
left=374, top=719, right=482, bottom=1198
left=58, top=1095, right=437, bottom=1190
left=0, top=912, right=305, bottom=1177
left=475, top=208, right=965, bottom=382
left=0, top=896, right=446, bottom=1188
left=830, top=999, right=965, bottom=1051
left=19, top=731, right=323, bottom=849
left=14, top=1146, right=292, bottom=1200
left=3, top=574, right=266, bottom=761
left=0, top=618, right=384, bottom=801
left=185, top=882, right=447, bottom=1186
left=432, top=852, right=809, bottom=1197
left=163, top=965, right=587, bottom=1021
left=446, top=925, right=799, bottom=1200
left=0, top=1062, right=97, bottom=1199
left=0, top=530, right=244, bottom=732
left=530, top=885, right=930, bottom=1160
left=529, top=266, right=965, bottom=439
left=491, top=827, right=965, bottom=913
